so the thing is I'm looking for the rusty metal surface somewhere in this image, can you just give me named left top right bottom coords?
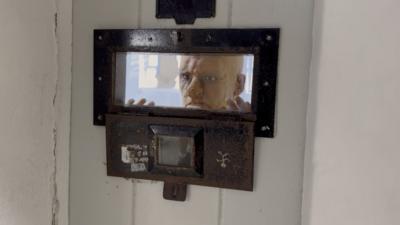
left=106, top=114, right=254, bottom=191
left=93, top=29, right=280, bottom=138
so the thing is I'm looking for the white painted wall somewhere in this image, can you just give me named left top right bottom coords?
left=70, top=0, right=314, bottom=225
left=70, top=1, right=140, bottom=225
left=0, top=0, right=71, bottom=225
left=302, top=1, right=400, bottom=225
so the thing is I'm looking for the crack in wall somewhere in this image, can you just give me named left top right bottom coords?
left=54, top=13, right=58, bottom=41
left=51, top=128, right=59, bottom=225
left=51, top=3, right=60, bottom=224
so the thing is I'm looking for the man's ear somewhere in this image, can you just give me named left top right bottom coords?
left=234, top=73, right=246, bottom=96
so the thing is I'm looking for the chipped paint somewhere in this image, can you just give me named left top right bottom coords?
left=131, top=178, right=160, bottom=184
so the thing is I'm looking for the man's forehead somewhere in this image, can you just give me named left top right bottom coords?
left=180, top=56, right=200, bottom=71
left=181, top=55, right=224, bottom=62
left=180, top=55, right=228, bottom=71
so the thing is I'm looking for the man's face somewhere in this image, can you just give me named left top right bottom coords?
left=178, top=55, right=244, bottom=110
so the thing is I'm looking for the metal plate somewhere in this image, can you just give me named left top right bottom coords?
left=94, top=29, right=280, bottom=137
left=156, top=0, right=216, bottom=24
left=106, top=114, right=254, bottom=191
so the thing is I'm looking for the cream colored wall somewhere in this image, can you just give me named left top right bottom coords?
left=71, top=1, right=140, bottom=224
left=303, top=1, right=400, bottom=225
left=70, top=0, right=314, bottom=224
left=0, top=0, right=71, bottom=225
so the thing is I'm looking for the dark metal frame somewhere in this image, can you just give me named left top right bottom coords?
left=94, top=29, right=280, bottom=137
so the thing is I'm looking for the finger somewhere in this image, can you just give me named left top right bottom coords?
left=242, top=102, right=251, bottom=112
left=136, top=98, right=146, bottom=105
left=127, top=98, right=135, bottom=105
left=226, top=98, right=239, bottom=111
left=146, top=101, right=155, bottom=106
left=234, top=96, right=251, bottom=112
left=235, top=96, right=252, bottom=112
left=234, top=96, right=246, bottom=107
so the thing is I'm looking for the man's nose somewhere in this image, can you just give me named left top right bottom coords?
left=187, top=77, right=203, bottom=99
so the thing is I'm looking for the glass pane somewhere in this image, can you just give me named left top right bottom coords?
left=114, top=52, right=254, bottom=112
left=157, top=135, right=194, bottom=168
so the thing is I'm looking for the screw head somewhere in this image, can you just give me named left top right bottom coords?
left=98, top=76, right=103, bottom=81
left=98, top=35, right=103, bottom=40
left=263, top=81, right=269, bottom=87
left=205, top=34, right=212, bottom=42
left=266, top=35, right=273, bottom=41
left=97, top=115, right=103, bottom=121
left=261, top=126, right=270, bottom=131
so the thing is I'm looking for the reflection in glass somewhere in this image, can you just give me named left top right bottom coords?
left=114, top=52, right=254, bottom=112
left=157, top=135, right=194, bottom=168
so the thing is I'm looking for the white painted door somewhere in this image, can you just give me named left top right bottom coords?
left=70, top=0, right=313, bottom=224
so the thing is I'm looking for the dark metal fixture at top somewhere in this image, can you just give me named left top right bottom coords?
left=156, top=0, right=216, bottom=24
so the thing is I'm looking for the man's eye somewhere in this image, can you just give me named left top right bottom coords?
left=181, top=73, right=190, bottom=81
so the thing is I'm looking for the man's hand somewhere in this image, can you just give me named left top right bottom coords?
left=126, top=98, right=155, bottom=106
left=226, top=96, right=251, bottom=112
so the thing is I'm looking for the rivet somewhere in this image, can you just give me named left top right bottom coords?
left=261, top=126, right=270, bottom=131
left=205, top=34, right=212, bottom=42
left=97, top=115, right=103, bottom=121
left=98, top=76, right=103, bottom=81
left=98, top=35, right=103, bottom=41
left=263, top=81, right=269, bottom=87
left=266, top=35, right=273, bottom=41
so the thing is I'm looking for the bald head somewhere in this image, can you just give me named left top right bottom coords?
left=178, top=54, right=245, bottom=110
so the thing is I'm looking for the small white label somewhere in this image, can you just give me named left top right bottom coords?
left=121, top=144, right=149, bottom=172
left=131, top=163, right=147, bottom=172
left=121, top=146, right=132, bottom=163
